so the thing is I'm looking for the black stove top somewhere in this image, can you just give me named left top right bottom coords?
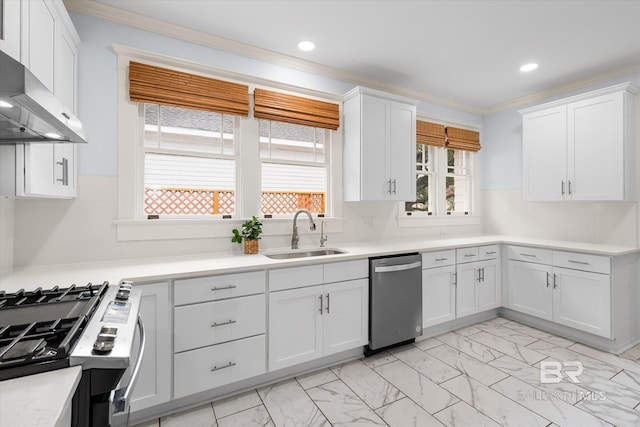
left=0, top=282, right=109, bottom=380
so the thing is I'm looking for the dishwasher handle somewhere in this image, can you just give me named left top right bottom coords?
left=374, top=261, right=422, bottom=273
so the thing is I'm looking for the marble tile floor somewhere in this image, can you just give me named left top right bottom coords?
left=133, top=316, right=640, bottom=427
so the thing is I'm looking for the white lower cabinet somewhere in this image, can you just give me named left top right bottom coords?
left=422, top=265, right=456, bottom=327
left=130, top=282, right=171, bottom=413
left=506, top=246, right=612, bottom=338
left=507, top=260, right=553, bottom=320
left=553, top=267, right=611, bottom=337
left=174, top=335, right=266, bottom=399
left=456, top=259, right=500, bottom=318
left=269, top=278, right=368, bottom=371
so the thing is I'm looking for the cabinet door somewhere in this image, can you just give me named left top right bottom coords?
left=22, top=143, right=76, bottom=198
left=456, top=262, right=478, bottom=318
left=568, top=92, right=624, bottom=201
left=268, top=285, right=323, bottom=371
left=323, top=279, right=368, bottom=356
left=130, top=282, right=171, bottom=412
left=360, top=94, right=389, bottom=200
left=388, top=101, right=416, bottom=201
left=552, top=267, right=611, bottom=338
left=477, top=261, right=500, bottom=312
left=422, top=265, right=455, bottom=327
left=0, top=0, right=22, bottom=61
left=23, top=143, right=55, bottom=196
left=53, top=144, right=76, bottom=197
left=507, top=260, right=552, bottom=320
left=522, top=106, right=567, bottom=201
left=54, top=24, right=77, bottom=113
left=25, top=0, right=55, bottom=91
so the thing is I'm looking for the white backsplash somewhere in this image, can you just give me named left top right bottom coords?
left=7, top=175, right=481, bottom=268
left=0, top=198, right=14, bottom=276
left=482, top=189, right=639, bottom=247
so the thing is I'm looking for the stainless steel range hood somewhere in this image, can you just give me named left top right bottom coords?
left=0, top=50, right=87, bottom=144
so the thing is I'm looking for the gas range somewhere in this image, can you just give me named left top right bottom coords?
left=0, top=281, right=144, bottom=426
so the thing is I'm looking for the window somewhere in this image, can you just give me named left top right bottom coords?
left=405, top=144, right=435, bottom=213
left=405, top=121, right=478, bottom=217
left=259, top=120, right=328, bottom=216
left=142, top=104, right=237, bottom=217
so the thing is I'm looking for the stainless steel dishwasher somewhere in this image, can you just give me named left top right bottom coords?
left=366, top=253, right=422, bottom=355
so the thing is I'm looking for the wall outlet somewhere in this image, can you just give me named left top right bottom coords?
left=362, top=216, right=374, bottom=228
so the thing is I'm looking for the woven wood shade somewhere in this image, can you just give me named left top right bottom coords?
left=129, top=61, right=250, bottom=116
left=446, top=126, right=481, bottom=152
left=417, top=120, right=446, bottom=147
left=253, top=88, right=340, bottom=130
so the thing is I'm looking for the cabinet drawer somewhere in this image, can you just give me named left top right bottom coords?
left=456, top=247, right=479, bottom=264
left=422, top=250, right=456, bottom=269
left=507, top=245, right=553, bottom=265
left=553, top=251, right=610, bottom=274
left=269, top=265, right=324, bottom=292
left=478, top=245, right=500, bottom=261
left=174, top=294, right=265, bottom=352
left=324, top=260, right=368, bottom=283
left=174, top=271, right=265, bottom=306
left=174, top=335, right=266, bottom=399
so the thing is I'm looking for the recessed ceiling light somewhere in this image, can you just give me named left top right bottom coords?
left=44, top=132, right=62, bottom=139
left=520, top=63, right=539, bottom=72
left=0, top=101, right=13, bottom=108
left=297, top=40, right=315, bottom=52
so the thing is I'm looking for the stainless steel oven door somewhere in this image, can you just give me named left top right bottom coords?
left=109, top=315, right=145, bottom=427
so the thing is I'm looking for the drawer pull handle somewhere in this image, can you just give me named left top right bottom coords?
left=568, top=260, right=590, bottom=265
left=520, top=253, right=536, bottom=258
left=211, top=361, right=236, bottom=372
left=211, top=320, right=237, bottom=328
left=435, top=257, right=448, bottom=261
left=211, top=285, right=237, bottom=291
left=464, top=254, right=476, bottom=258
left=485, top=251, right=497, bottom=255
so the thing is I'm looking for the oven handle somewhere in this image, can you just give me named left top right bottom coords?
left=110, top=315, right=145, bottom=422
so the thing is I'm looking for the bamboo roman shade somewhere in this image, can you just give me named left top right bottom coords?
left=253, top=88, right=340, bottom=130
left=416, top=120, right=446, bottom=147
left=446, top=126, right=481, bottom=152
left=128, top=61, right=250, bottom=116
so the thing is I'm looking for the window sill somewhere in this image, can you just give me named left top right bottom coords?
left=114, top=217, right=344, bottom=242
left=396, top=215, right=482, bottom=228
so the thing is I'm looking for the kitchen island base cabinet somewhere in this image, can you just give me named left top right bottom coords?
left=268, top=278, right=368, bottom=372
left=174, top=335, right=266, bottom=399
left=129, top=282, right=171, bottom=413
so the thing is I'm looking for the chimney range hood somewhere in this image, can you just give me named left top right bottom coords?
left=0, top=50, right=87, bottom=144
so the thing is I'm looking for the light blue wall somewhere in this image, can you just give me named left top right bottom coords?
left=481, top=72, right=640, bottom=191
left=70, top=12, right=482, bottom=176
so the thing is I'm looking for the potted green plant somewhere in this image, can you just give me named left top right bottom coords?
left=231, top=216, right=263, bottom=254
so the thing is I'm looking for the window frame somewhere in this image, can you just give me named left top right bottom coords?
left=398, top=117, right=481, bottom=228
left=114, top=45, right=344, bottom=242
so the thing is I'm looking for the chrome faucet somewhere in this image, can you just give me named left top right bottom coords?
left=291, top=209, right=316, bottom=249
left=320, top=220, right=328, bottom=247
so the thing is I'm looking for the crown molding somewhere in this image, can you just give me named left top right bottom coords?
left=63, top=0, right=640, bottom=118
left=484, top=61, right=640, bottom=115
left=63, top=0, right=483, bottom=115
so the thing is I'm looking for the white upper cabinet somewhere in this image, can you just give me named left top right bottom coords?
left=24, top=0, right=56, bottom=91
left=520, top=83, right=637, bottom=202
left=0, top=0, right=22, bottom=61
left=343, top=86, right=417, bottom=201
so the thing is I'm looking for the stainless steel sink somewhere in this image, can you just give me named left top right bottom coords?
left=264, top=248, right=346, bottom=260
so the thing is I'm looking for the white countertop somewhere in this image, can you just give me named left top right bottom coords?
left=1, top=234, right=637, bottom=292
left=0, top=234, right=637, bottom=425
left=0, top=366, right=81, bottom=427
